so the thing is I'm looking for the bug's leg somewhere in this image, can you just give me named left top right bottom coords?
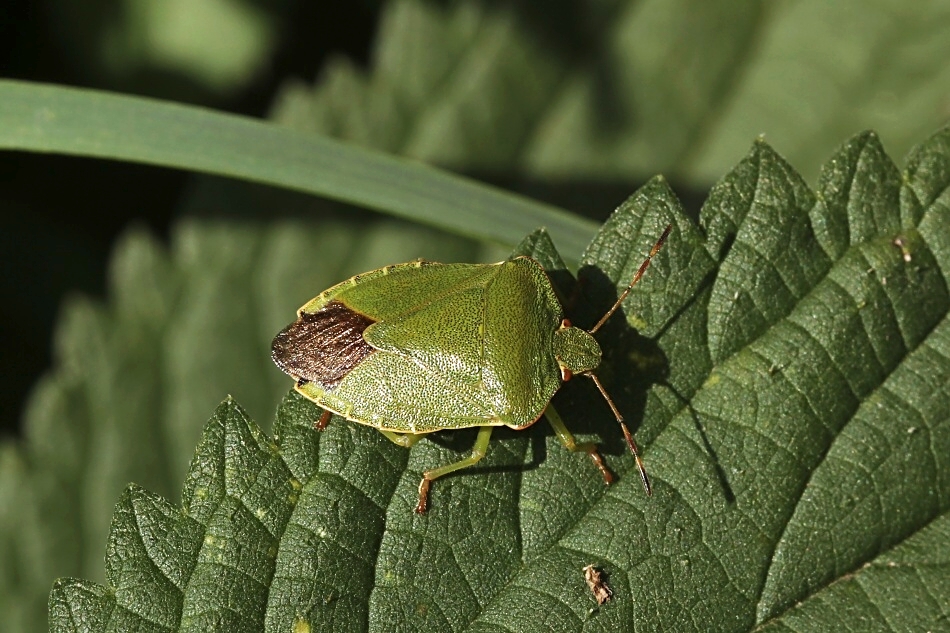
left=314, top=409, right=333, bottom=431
left=379, top=429, right=424, bottom=448
left=416, top=425, right=494, bottom=514
left=545, top=405, right=614, bottom=485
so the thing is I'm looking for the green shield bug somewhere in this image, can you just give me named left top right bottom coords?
left=272, top=224, right=672, bottom=513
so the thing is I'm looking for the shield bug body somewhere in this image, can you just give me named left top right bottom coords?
left=272, top=225, right=672, bottom=512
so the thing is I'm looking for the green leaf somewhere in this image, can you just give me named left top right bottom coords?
left=46, top=128, right=950, bottom=631
left=756, top=513, right=950, bottom=632
left=0, top=79, right=595, bottom=256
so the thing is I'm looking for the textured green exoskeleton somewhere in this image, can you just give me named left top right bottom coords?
left=272, top=225, right=671, bottom=512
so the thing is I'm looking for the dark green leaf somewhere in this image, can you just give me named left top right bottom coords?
left=756, top=512, right=950, bottom=632
left=44, top=128, right=950, bottom=632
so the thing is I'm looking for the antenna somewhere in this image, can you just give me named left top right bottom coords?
left=588, top=372, right=652, bottom=495
left=589, top=223, right=672, bottom=334
left=586, top=223, right=673, bottom=496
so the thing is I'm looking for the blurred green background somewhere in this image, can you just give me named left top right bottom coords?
left=0, top=0, right=380, bottom=438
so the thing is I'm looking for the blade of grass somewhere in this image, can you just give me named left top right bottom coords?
left=0, top=79, right=596, bottom=256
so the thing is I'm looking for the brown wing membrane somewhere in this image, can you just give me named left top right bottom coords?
left=271, top=300, right=376, bottom=389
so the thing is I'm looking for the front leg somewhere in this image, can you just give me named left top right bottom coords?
left=545, top=404, right=614, bottom=485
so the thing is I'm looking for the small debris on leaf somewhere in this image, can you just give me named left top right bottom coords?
left=893, top=236, right=912, bottom=262
left=583, top=564, right=613, bottom=605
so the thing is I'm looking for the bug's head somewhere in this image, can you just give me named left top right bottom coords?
left=553, top=320, right=602, bottom=377
left=557, top=224, right=672, bottom=498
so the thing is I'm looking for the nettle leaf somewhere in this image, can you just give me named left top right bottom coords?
left=49, top=128, right=950, bottom=631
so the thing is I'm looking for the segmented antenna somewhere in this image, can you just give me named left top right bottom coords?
left=585, top=223, right=673, bottom=496
left=589, top=224, right=672, bottom=334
